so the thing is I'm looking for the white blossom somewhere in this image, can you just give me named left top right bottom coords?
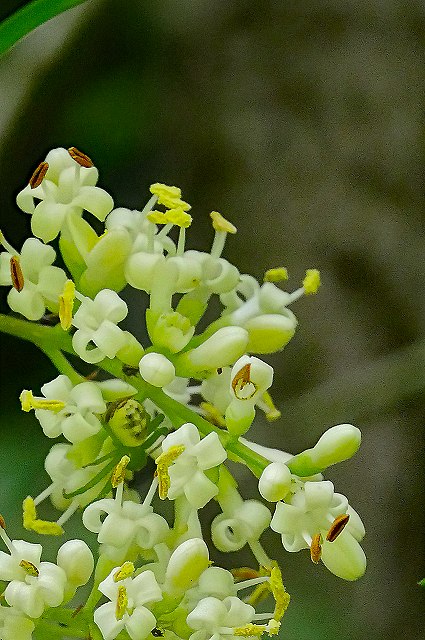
left=186, top=596, right=255, bottom=640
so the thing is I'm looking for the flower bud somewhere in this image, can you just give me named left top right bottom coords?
left=57, top=539, right=94, bottom=587
left=139, top=353, right=176, bottom=387
left=258, top=462, right=292, bottom=502
left=244, top=313, right=297, bottom=353
left=178, top=327, right=248, bottom=374
left=164, top=538, right=209, bottom=596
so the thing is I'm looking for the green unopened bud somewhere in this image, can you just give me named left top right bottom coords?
left=225, top=399, right=255, bottom=437
left=147, top=309, right=194, bottom=353
left=106, top=398, right=148, bottom=446
left=287, top=424, right=361, bottom=476
left=176, top=327, right=248, bottom=375
left=164, top=538, right=209, bottom=596
left=244, top=313, right=297, bottom=353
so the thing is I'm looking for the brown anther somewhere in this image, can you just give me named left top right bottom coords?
left=68, top=147, right=93, bottom=168
left=0, top=514, right=6, bottom=529
left=326, top=513, right=350, bottom=542
left=231, top=567, right=260, bottom=581
left=10, top=256, right=24, bottom=292
left=29, top=161, right=49, bottom=189
left=310, top=533, right=322, bottom=563
left=232, top=363, right=256, bottom=400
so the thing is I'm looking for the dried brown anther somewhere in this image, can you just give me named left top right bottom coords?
left=29, top=161, right=49, bottom=189
left=68, top=146, right=93, bottom=168
left=10, top=256, right=24, bottom=292
left=310, top=533, right=322, bottom=563
left=326, top=513, right=350, bottom=542
left=0, top=514, right=6, bottom=529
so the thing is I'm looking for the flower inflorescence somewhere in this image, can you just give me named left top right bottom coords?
left=0, top=148, right=365, bottom=640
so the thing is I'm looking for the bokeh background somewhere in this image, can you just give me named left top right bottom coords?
left=0, top=1, right=424, bottom=639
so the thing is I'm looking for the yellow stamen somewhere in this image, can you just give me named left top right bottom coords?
left=310, top=532, right=322, bottom=564
left=111, top=455, right=131, bottom=488
left=23, top=497, right=64, bottom=536
left=114, top=561, right=135, bottom=582
left=247, top=581, right=271, bottom=606
left=270, top=565, right=290, bottom=621
left=68, top=147, right=94, bottom=168
left=234, top=624, right=266, bottom=637
left=115, top=585, right=128, bottom=621
left=29, top=161, right=49, bottom=189
left=232, top=363, right=256, bottom=400
left=155, top=445, right=185, bottom=499
left=231, top=567, right=260, bottom=581
left=150, top=183, right=182, bottom=199
left=261, top=392, right=281, bottom=421
left=19, top=390, right=65, bottom=413
left=266, top=620, right=281, bottom=636
left=164, top=207, right=192, bottom=228
left=264, top=267, right=288, bottom=283
left=326, top=513, right=350, bottom=542
left=147, top=210, right=168, bottom=224
left=302, top=269, right=321, bottom=295
left=210, top=211, right=237, bottom=234
left=19, top=560, right=39, bottom=577
left=59, top=280, right=75, bottom=331
left=200, top=402, right=226, bottom=427
left=10, top=256, right=24, bottom=292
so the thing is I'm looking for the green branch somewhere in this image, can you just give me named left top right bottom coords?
left=0, top=0, right=89, bottom=57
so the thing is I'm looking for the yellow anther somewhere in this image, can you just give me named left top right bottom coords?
left=150, top=183, right=182, bottom=200
left=164, top=207, right=192, bottom=228
left=111, top=455, right=131, bottom=488
left=310, top=532, right=322, bottom=564
left=155, top=445, right=185, bottom=499
left=23, top=497, right=64, bottom=536
left=10, top=256, right=24, bottom=292
left=270, top=565, right=290, bottom=622
left=114, top=561, right=135, bottom=582
left=261, top=392, right=281, bottom=422
left=19, top=560, right=39, bottom=577
left=200, top=402, right=226, bottom=428
left=59, top=280, right=75, bottom=331
left=19, top=390, right=65, bottom=413
left=264, top=267, right=288, bottom=283
left=302, top=269, right=321, bottom=295
left=266, top=620, right=280, bottom=636
left=210, top=211, right=237, bottom=234
left=234, top=624, right=266, bottom=637
left=147, top=210, right=168, bottom=224
left=326, top=513, right=350, bottom=542
left=232, top=363, right=256, bottom=400
left=115, top=585, right=128, bottom=620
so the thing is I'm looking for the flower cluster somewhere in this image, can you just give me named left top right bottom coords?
left=0, top=148, right=366, bottom=640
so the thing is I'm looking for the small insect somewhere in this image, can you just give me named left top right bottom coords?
left=105, top=398, right=148, bottom=447
left=152, top=629, right=164, bottom=637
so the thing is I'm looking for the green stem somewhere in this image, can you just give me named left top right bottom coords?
left=0, top=0, right=89, bottom=57
left=42, top=347, right=84, bottom=385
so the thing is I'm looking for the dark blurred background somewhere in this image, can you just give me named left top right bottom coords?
left=0, top=1, right=424, bottom=639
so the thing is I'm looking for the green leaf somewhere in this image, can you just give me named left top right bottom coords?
left=419, top=578, right=425, bottom=588
left=0, top=0, right=88, bottom=57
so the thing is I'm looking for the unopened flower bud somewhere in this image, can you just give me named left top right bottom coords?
left=179, top=327, right=248, bottom=374
left=139, top=353, right=176, bottom=387
left=258, top=462, right=292, bottom=502
left=244, top=313, right=297, bottom=353
left=57, top=539, right=94, bottom=586
left=164, top=538, right=209, bottom=596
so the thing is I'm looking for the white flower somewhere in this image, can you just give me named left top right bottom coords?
left=211, top=498, right=271, bottom=552
left=16, top=147, right=113, bottom=242
left=72, top=289, right=129, bottom=363
left=186, top=596, right=255, bottom=640
left=160, top=423, right=227, bottom=509
left=34, top=375, right=106, bottom=443
left=270, top=480, right=366, bottom=580
left=83, top=496, right=169, bottom=563
left=0, top=606, right=35, bottom=640
left=163, top=538, right=209, bottom=597
left=0, top=539, right=67, bottom=618
left=94, top=567, right=162, bottom=640
left=0, top=238, right=66, bottom=320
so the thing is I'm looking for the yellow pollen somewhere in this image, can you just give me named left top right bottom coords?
left=10, top=256, right=24, bottom=292
left=234, top=624, right=266, bottom=637
left=155, top=445, right=185, bottom=499
left=19, top=560, right=39, bottom=577
left=147, top=210, right=168, bottom=224
left=164, top=207, right=192, bottom=228
left=59, top=280, right=75, bottom=331
left=150, top=183, right=182, bottom=200
left=270, top=565, right=290, bottom=622
left=111, top=455, right=131, bottom=488
left=114, top=561, right=135, bottom=582
left=29, top=161, right=49, bottom=189
left=326, top=513, right=350, bottom=542
left=19, top=390, right=65, bottom=413
left=310, top=532, right=322, bottom=564
left=232, top=363, right=256, bottom=400
left=266, top=620, right=281, bottom=636
left=68, top=147, right=94, bottom=168
left=23, top=497, right=64, bottom=536
left=115, top=585, right=128, bottom=621
left=261, top=392, right=281, bottom=421
left=200, top=402, right=226, bottom=427
left=264, top=267, right=288, bottom=283
left=210, top=211, right=237, bottom=234
left=302, top=269, right=321, bottom=294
